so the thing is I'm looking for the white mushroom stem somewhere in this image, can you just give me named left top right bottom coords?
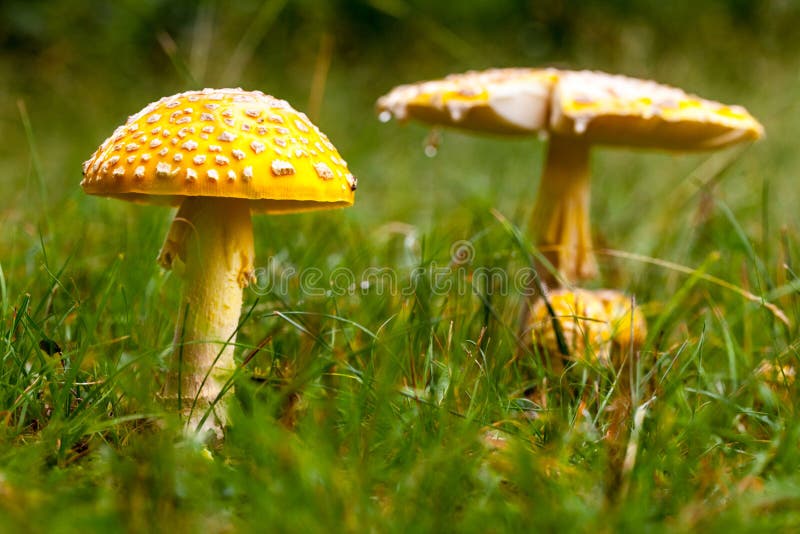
left=157, top=197, right=255, bottom=436
left=529, top=134, right=598, bottom=283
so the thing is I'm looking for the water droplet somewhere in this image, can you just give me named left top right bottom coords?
left=447, top=103, right=467, bottom=122
left=378, top=110, right=393, bottom=123
left=574, top=116, right=590, bottom=134
left=424, top=128, right=442, bottom=158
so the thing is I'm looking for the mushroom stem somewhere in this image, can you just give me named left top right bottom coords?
left=158, top=197, right=255, bottom=436
left=530, top=134, right=598, bottom=283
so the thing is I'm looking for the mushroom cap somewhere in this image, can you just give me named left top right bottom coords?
left=377, top=68, right=558, bottom=135
left=82, top=88, right=356, bottom=213
left=377, top=68, right=764, bottom=150
left=530, top=288, right=647, bottom=365
left=551, top=70, right=763, bottom=150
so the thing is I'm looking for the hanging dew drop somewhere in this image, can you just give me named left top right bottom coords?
left=574, top=116, right=590, bottom=134
left=378, top=110, right=393, bottom=123
left=424, top=128, right=442, bottom=158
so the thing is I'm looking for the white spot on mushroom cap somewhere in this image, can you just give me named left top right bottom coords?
left=134, top=166, right=145, bottom=179
left=156, top=162, right=172, bottom=178
left=182, top=140, right=198, bottom=151
left=125, top=143, right=140, bottom=152
left=215, top=155, right=229, bottom=165
left=242, top=166, right=253, bottom=181
left=193, top=155, right=206, bottom=165
left=113, top=166, right=125, bottom=178
left=313, top=162, right=334, bottom=180
left=294, top=119, right=310, bottom=132
left=207, top=169, right=219, bottom=182
left=271, top=160, right=295, bottom=176
left=227, top=169, right=237, bottom=181
left=218, top=131, right=236, bottom=142
left=186, top=168, right=198, bottom=182
left=150, top=138, right=162, bottom=148
left=232, top=149, right=246, bottom=160
left=250, top=141, right=265, bottom=154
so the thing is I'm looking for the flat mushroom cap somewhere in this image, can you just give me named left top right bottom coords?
left=377, top=68, right=764, bottom=150
left=551, top=70, right=764, bottom=150
left=82, top=88, right=357, bottom=214
left=377, top=68, right=558, bottom=135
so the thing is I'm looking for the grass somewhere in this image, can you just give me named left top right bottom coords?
left=2, top=2, right=800, bottom=532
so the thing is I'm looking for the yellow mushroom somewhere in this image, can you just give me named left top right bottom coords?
left=528, top=288, right=647, bottom=368
left=377, top=68, right=763, bottom=283
left=82, top=88, right=357, bottom=436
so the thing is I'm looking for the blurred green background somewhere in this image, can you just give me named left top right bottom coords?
left=3, top=1, right=800, bottom=531
left=3, top=0, right=799, bottom=221
left=4, top=0, right=800, bottom=304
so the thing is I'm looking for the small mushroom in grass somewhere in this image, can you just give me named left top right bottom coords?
left=528, top=288, right=647, bottom=370
left=82, top=88, right=357, bottom=437
left=377, top=68, right=764, bottom=283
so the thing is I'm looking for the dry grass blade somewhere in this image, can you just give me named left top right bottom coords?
left=599, top=248, right=790, bottom=327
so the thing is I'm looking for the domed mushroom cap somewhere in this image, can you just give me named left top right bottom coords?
left=550, top=70, right=764, bottom=150
left=377, top=68, right=764, bottom=150
left=530, top=288, right=647, bottom=365
left=82, top=88, right=357, bottom=213
left=377, top=68, right=558, bottom=135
